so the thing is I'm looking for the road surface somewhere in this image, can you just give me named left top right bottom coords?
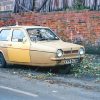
left=0, top=68, right=100, bottom=100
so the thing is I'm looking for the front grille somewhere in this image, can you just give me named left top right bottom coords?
left=63, top=50, right=78, bottom=58
left=64, top=50, right=78, bottom=54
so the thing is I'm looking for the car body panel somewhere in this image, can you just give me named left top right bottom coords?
left=30, top=50, right=56, bottom=66
left=7, top=42, right=30, bottom=63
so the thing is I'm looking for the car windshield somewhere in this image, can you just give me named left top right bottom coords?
left=27, top=28, right=59, bottom=41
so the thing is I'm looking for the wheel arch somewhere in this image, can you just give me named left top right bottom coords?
left=0, top=50, right=7, bottom=67
left=0, top=51, right=6, bottom=60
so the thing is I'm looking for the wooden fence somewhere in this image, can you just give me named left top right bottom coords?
left=14, top=0, right=100, bottom=13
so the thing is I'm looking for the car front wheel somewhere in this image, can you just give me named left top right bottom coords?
left=0, top=53, right=6, bottom=68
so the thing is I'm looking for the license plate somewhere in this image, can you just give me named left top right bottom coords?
left=64, top=59, right=79, bottom=64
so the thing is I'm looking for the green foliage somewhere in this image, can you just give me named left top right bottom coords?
left=73, top=0, right=85, bottom=10
left=28, top=72, right=56, bottom=80
left=71, top=55, right=100, bottom=79
left=85, top=45, right=100, bottom=55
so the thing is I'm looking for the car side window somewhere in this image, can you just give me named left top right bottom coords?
left=0, top=29, right=11, bottom=41
left=12, top=30, right=25, bottom=42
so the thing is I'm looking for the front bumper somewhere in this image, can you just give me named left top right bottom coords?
left=51, top=55, right=84, bottom=65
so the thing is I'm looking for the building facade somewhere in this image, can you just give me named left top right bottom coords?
left=0, top=0, right=15, bottom=11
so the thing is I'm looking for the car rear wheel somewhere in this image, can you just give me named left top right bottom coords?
left=0, top=53, right=6, bottom=68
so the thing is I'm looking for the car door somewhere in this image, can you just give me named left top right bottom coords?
left=7, top=28, right=30, bottom=63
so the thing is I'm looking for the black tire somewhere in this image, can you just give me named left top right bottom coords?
left=0, top=53, right=6, bottom=68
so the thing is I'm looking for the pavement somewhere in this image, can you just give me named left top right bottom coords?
left=0, top=68, right=100, bottom=100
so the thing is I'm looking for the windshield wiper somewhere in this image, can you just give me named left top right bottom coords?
left=50, top=38, right=59, bottom=40
left=38, top=38, right=59, bottom=41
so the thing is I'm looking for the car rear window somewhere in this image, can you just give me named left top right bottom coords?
left=0, top=29, right=11, bottom=41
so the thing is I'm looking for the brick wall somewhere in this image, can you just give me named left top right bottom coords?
left=0, top=11, right=100, bottom=54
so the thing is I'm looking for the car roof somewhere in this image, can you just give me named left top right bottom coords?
left=0, top=25, right=49, bottom=30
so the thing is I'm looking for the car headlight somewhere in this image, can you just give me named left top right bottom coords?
left=79, top=48, right=85, bottom=55
left=56, top=49, right=63, bottom=57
